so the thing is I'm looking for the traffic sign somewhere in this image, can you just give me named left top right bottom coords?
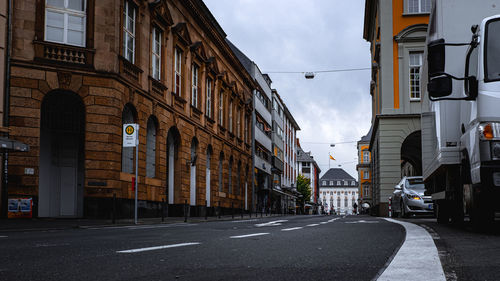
left=123, top=124, right=139, bottom=147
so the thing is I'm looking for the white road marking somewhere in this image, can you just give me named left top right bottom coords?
left=231, top=219, right=258, bottom=223
left=377, top=218, right=446, bottom=281
left=328, top=218, right=339, bottom=222
left=345, top=220, right=379, bottom=224
left=86, top=223, right=194, bottom=230
left=117, top=242, right=200, bottom=253
left=254, top=220, right=287, bottom=227
left=281, top=227, right=303, bottom=231
left=306, top=224, right=319, bottom=227
left=230, top=233, right=269, bottom=239
left=0, top=236, right=7, bottom=238
left=320, top=222, right=328, bottom=224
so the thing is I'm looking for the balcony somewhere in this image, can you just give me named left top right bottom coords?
left=255, top=97, right=272, bottom=122
left=34, top=40, right=95, bottom=68
left=255, top=126, right=272, bottom=150
left=272, top=156, right=283, bottom=172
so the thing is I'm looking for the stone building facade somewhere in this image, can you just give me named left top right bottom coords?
left=7, top=0, right=254, bottom=218
left=319, top=168, right=359, bottom=215
left=363, top=0, right=428, bottom=216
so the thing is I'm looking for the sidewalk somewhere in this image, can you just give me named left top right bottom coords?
left=0, top=212, right=293, bottom=233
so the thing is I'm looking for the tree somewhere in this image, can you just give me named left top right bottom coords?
left=296, top=174, right=312, bottom=206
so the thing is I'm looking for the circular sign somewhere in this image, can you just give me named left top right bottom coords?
left=125, top=125, right=135, bottom=135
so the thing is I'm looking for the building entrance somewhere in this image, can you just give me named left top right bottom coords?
left=39, top=91, right=84, bottom=217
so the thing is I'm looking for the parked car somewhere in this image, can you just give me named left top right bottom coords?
left=391, top=176, right=433, bottom=218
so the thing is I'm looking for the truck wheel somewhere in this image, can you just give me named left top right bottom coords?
left=470, top=186, right=494, bottom=229
left=436, top=200, right=450, bottom=224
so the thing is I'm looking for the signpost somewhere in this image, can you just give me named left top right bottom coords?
left=123, top=124, right=139, bottom=224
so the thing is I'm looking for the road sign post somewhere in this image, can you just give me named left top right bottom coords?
left=123, top=124, right=139, bottom=224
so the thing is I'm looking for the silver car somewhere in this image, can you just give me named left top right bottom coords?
left=391, top=176, right=433, bottom=218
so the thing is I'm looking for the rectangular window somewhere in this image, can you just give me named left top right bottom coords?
left=45, top=0, right=87, bottom=47
left=191, top=64, right=199, bottom=107
left=237, top=108, right=241, bottom=138
left=218, top=91, right=224, bottom=126
left=152, top=27, right=161, bottom=80
left=123, top=0, right=135, bottom=62
left=329, top=181, right=333, bottom=186
left=363, top=170, right=370, bottom=180
left=408, top=0, right=431, bottom=14
left=322, top=181, right=326, bottom=186
left=244, top=115, right=248, bottom=142
left=337, top=181, right=341, bottom=185
left=206, top=78, right=212, bottom=118
left=363, top=150, right=370, bottom=162
left=174, top=48, right=182, bottom=95
left=409, top=52, right=423, bottom=100
left=229, top=100, right=233, bottom=133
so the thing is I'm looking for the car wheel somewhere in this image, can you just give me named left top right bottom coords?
left=400, top=202, right=407, bottom=218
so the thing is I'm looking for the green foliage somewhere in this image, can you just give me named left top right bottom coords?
left=296, top=174, right=311, bottom=203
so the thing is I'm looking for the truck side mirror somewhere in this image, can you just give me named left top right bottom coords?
left=427, top=39, right=453, bottom=98
left=428, top=76, right=452, bottom=97
left=428, top=39, right=445, bottom=76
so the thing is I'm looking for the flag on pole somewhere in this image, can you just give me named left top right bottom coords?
left=329, top=155, right=335, bottom=161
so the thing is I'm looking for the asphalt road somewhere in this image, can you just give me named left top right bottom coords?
left=0, top=215, right=404, bottom=281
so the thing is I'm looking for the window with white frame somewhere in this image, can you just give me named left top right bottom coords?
left=322, top=181, right=326, bottom=186
left=206, top=78, right=212, bottom=118
left=329, top=181, right=333, bottom=186
left=218, top=91, right=224, bottom=126
left=351, top=181, right=355, bottom=186
left=174, top=48, right=182, bottom=95
left=363, top=184, right=370, bottom=197
left=122, top=0, right=135, bottom=62
left=191, top=64, right=199, bottom=107
left=409, top=52, right=423, bottom=100
left=363, top=169, right=369, bottom=179
left=407, top=0, right=431, bottom=14
left=337, top=181, right=341, bottom=185
left=363, top=150, right=370, bottom=162
left=45, top=0, right=87, bottom=47
left=151, top=27, right=161, bottom=80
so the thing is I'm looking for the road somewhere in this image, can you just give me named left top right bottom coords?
left=0, top=215, right=404, bottom=281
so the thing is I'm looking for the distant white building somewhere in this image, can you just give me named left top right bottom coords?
left=319, top=168, right=359, bottom=215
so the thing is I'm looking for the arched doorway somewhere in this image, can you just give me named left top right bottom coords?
left=401, top=131, right=422, bottom=177
left=190, top=137, right=198, bottom=206
left=206, top=145, right=212, bottom=207
left=166, top=127, right=180, bottom=204
left=39, top=91, right=85, bottom=217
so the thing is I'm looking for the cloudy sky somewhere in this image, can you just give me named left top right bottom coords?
left=204, top=0, right=372, bottom=178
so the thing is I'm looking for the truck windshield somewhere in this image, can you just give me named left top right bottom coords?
left=405, top=178, right=424, bottom=191
left=485, top=19, right=500, bottom=82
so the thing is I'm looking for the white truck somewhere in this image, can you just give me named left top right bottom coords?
left=421, top=0, right=500, bottom=225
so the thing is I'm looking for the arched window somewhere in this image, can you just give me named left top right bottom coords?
left=121, top=104, right=136, bottom=173
left=146, top=116, right=157, bottom=178
left=218, top=152, right=224, bottom=192
left=337, top=197, right=340, bottom=208
left=344, top=197, right=348, bottom=208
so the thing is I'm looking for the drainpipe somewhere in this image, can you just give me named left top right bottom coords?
left=1, top=0, right=12, bottom=218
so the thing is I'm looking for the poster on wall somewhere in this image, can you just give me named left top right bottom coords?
left=7, top=198, right=33, bottom=218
